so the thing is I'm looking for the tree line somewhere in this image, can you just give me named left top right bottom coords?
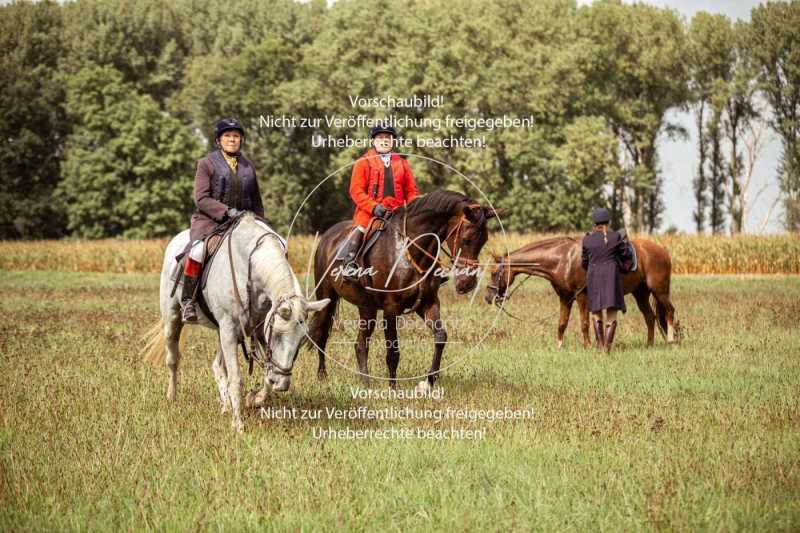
left=1, top=0, right=798, bottom=239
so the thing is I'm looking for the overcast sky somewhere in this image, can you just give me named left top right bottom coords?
left=578, top=0, right=783, bottom=233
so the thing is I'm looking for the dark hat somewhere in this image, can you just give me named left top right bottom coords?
left=592, top=208, right=611, bottom=224
left=215, top=118, right=245, bottom=140
left=369, top=123, right=398, bottom=139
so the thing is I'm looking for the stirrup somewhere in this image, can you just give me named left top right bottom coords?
left=341, top=260, right=361, bottom=282
left=181, top=301, right=198, bottom=323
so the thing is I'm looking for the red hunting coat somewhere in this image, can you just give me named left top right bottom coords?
left=349, top=149, right=419, bottom=228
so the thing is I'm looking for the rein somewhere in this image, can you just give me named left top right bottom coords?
left=390, top=203, right=482, bottom=276
left=488, top=257, right=585, bottom=323
left=225, top=217, right=298, bottom=376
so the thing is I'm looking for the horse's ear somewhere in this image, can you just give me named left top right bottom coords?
left=484, top=206, right=503, bottom=219
left=278, top=303, right=292, bottom=321
left=306, top=298, right=330, bottom=313
left=463, top=205, right=481, bottom=223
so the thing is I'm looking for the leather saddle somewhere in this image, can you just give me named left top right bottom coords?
left=169, top=227, right=233, bottom=326
left=359, top=215, right=392, bottom=261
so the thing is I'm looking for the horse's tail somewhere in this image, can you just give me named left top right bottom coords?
left=141, top=320, right=188, bottom=364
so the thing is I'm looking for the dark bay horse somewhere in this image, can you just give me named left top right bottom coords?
left=485, top=236, right=677, bottom=348
left=307, top=190, right=495, bottom=392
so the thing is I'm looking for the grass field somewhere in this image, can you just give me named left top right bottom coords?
left=1, top=270, right=799, bottom=531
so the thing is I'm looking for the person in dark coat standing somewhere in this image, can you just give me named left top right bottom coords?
left=181, top=118, right=265, bottom=323
left=581, top=208, right=627, bottom=352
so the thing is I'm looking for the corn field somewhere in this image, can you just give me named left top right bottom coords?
left=0, top=232, right=797, bottom=275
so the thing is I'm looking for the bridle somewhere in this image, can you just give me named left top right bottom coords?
left=225, top=216, right=301, bottom=377
left=255, top=293, right=302, bottom=377
left=486, top=257, right=531, bottom=321
left=487, top=254, right=586, bottom=323
left=392, top=203, right=484, bottom=275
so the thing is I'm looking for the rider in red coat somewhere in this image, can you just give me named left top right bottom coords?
left=339, top=124, right=419, bottom=274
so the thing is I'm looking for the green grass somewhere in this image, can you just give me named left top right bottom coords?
left=1, top=271, right=798, bottom=531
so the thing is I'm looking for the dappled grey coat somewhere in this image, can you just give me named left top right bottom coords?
left=189, top=150, right=264, bottom=242
left=581, top=229, right=627, bottom=313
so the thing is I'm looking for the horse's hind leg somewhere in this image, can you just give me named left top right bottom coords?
left=165, top=316, right=183, bottom=402
left=212, top=345, right=230, bottom=415
left=633, top=286, right=656, bottom=346
left=654, top=292, right=677, bottom=343
left=576, top=292, right=591, bottom=348
left=383, top=314, right=400, bottom=389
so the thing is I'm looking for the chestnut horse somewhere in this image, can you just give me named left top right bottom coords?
left=485, top=236, right=677, bottom=348
left=307, top=190, right=495, bottom=392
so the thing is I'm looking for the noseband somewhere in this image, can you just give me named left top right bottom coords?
left=259, top=294, right=301, bottom=378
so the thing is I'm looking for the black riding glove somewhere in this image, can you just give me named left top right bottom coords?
left=226, top=208, right=243, bottom=220
left=372, top=204, right=388, bottom=218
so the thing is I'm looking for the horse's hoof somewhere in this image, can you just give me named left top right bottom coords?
left=415, top=380, right=432, bottom=396
left=244, top=390, right=256, bottom=409
left=317, top=369, right=327, bottom=381
left=232, top=420, right=245, bottom=434
left=254, top=389, right=268, bottom=408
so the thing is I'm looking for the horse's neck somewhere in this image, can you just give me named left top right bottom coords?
left=510, top=241, right=569, bottom=281
left=402, top=211, right=453, bottom=248
left=251, top=244, right=299, bottom=301
left=232, top=221, right=298, bottom=301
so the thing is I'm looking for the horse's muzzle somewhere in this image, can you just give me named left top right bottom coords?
left=268, top=372, right=291, bottom=392
left=455, top=275, right=478, bottom=294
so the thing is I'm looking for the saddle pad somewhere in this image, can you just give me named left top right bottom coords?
left=622, top=241, right=638, bottom=273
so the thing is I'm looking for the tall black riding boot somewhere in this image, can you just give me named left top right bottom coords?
left=181, top=274, right=199, bottom=323
left=593, top=319, right=605, bottom=350
left=604, top=321, right=618, bottom=353
left=339, top=231, right=364, bottom=282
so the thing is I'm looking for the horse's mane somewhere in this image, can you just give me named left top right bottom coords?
left=511, top=236, right=576, bottom=257
left=400, top=190, right=470, bottom=217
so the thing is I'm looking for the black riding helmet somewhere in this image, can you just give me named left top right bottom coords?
left=215, top=118, right=245, bottom=143
left=592, top=208, right=611, bottom=225
left=369, top=123, right=398, bottom=139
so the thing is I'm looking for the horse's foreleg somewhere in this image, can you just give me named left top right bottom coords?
left=557, top=296, right=573, bottom=349
left=355, top=307, right=377, bottom=386
left=311, top=294, right=337, bottom=380
left=212, top=346, right=230, bottom=415
left=219, top=323, right=245, bottom=433
left=633, top=287, right=656, bottom=347
left=165, top=317, right=183, bottom=402
left=416, top=297, right=446, bottom=394
left=576, top=292, right=591, bottom=348
left=383, top=314, right=400, bottom=389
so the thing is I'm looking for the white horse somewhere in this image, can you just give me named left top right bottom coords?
left=143, top=214, right=329, bottom=433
